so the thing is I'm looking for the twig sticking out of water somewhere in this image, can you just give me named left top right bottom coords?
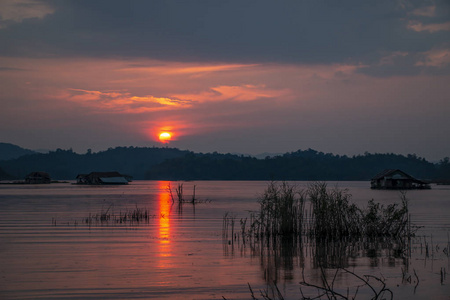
left=222, top=212, right=236, bottom=245
left=167, top=183, right=205, bottom=205
left=299, top=267, right=393, bottom=300
left=247, top=282, right=284, bottom=300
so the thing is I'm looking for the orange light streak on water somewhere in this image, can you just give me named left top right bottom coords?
left=158, top=181, right=172, bottom=261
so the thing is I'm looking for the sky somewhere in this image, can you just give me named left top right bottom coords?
left=0, top=0, right=449, bottom=161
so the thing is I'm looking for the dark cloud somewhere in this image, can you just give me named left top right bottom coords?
left=1, top=0, right=449, bottom=72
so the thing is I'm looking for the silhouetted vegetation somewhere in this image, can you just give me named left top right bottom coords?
left=0, top=146, right=189, bottom=180
left=0, top=166, right=15, bottom=180
left=307, top=183, right=412, bottom=240
left=232, top=182, right=414, bottom=243
left=1, top=144, right=449, bottom=181
left=145, top=149, right=441, bottom=181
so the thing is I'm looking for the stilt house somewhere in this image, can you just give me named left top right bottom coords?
left=76, top=172, right=129, bottom=185
left=25, top=171, right=51, bottom=184
left=371, top=169, right=430, bottom=189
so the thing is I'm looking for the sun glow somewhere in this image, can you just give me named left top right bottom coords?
left=159, top=132, right=172, bottom=143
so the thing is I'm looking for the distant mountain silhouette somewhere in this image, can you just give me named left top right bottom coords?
left=0, top=146, right=189, bottom=180
left=0, top=142, right=36, bottom=161
left=0, top=144, right=449, bottom=181
left=145, top=149, right=440, bottom=181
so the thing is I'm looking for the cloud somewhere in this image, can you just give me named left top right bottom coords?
left=409, top=5, right=436, bottom=17
left=416, top=48, right=450, bottom=67
left=407, top=21, right=450, bottom=33
left=66, top=89, right=193, bottom=113
left=172, top=84, right=289, bottom=103
left=117, top=62, right=258, bottom=80
left=0, top=0, right=447, bottom=74
left=0, top=0, right=54, bottom=29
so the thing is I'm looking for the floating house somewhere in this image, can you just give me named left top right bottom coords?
left=76, top=172, right=129, bottom=185
left=371, top=169, right=430, bottom=190
left=25, top=171, right=51, bottom=184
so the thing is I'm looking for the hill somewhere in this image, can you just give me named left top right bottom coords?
left=0, top=147, right=190, bottom=180
left=145, top=149, right=440, bottom=181
left=0, top=143, right=36, bottom=161
left=0, top=166, right=15, bottom=180
left=1, top=145, right=448, bottom=181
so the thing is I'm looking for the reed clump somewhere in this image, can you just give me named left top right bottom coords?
left=227, top=182, right=414, bottom=244
left=308, top=182, right=413, bottom=240
left=308, top=183, right=361, bottom=239
left=84, top=204, right=152, bottom=225
left=250, top=181, right=306, bottom=238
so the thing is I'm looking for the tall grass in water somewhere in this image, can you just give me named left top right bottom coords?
left=308, top=182, right=413, bottom=241
left=252, top=181, right=306, bottom=238
left=308, top=182, right=361, bottom=239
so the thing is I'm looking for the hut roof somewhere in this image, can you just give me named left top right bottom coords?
left=87, top=171, right=123, bottom=178
left=26, top=171, right=51, bottom=179
left=76, top=172, right=124, bottom=179
left=371, top=169, right=426, bottom=183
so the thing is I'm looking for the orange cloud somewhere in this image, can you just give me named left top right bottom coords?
left=66, top=89, right=193, bottom=113
left=118, top=63, right=257, bottom=76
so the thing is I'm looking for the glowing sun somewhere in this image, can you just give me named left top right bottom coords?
left=159, top=132, right=172, bottom=143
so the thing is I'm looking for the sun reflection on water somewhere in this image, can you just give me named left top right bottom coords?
left=158, top=181, right=172, bottom=259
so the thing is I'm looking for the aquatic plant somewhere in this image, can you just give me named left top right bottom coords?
left=84, top=204, right=152, bottom=225
left=167, top=182, right=198, bottom=204
left=308, top=182, right=414, bottom=240
left=247, top=181, right=306, bottom=238
left=307, top=182, right=362, bottom=239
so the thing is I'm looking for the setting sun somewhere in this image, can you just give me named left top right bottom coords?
left=159, top=132, right=172, bottom=143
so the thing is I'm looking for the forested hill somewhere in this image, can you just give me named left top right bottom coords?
left=0, top=142, right=36, bottom=160
left=145, top=149, right=449, bottom=181
left=1, top=146, right=449, bottom=181
left=0, top=147, right=190, bottom=180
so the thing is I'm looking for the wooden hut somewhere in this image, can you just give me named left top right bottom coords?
left=25, top=171, right=51, bottom=184
left=76, top=171, right=129, bottom=185
left=371, top=169, right=430, bottom=189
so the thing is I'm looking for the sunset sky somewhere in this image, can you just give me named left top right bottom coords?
left=1, top=0, right=449, bottom=160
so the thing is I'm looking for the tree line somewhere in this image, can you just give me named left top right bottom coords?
left=1, top=146, right=448, bottom=181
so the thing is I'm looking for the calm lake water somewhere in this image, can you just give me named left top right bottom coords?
left=0, top=181, right=449, bottom=299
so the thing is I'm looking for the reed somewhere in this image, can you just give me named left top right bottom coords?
left=167, top=183, right=200, bottom=204
left=308, top=182, right=361, bottom=239
left=84, top=205, right=152, bottom=225
left=308, top=182, right=414, bottom=241
left=248, top=181, right=306, bottom=239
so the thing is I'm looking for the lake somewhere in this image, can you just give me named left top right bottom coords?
left=0, top=181, right=449, bottom=299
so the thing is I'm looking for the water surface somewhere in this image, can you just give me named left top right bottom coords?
left=0, top=181, right=449, bottom=299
